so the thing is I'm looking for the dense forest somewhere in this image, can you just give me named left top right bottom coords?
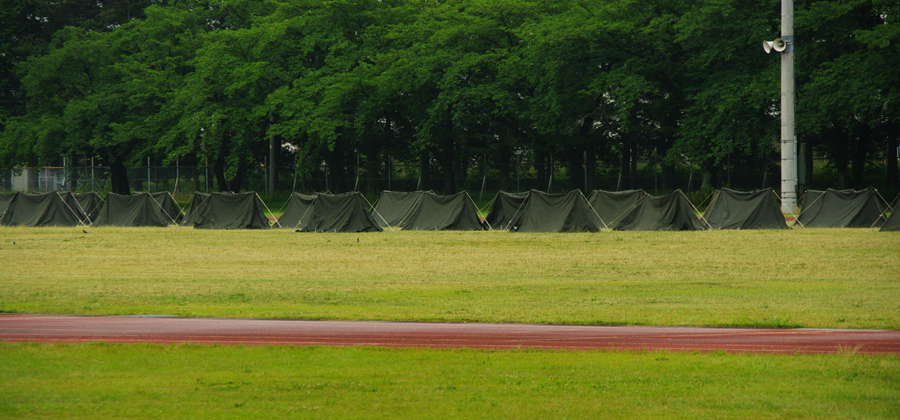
left=0, top=0, right=897, bottom=195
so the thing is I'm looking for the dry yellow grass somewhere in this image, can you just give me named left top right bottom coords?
left=1, top=227, right=897, bottom=328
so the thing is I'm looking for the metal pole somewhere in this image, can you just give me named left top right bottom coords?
left=175, top=157, right=179, bottom=193
left=780, top=0, right=798, bottom=212
left=147, top=156, right=151, bottom=192
left=268, top=114, right=275, bottom=195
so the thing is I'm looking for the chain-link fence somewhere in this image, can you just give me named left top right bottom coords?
left=3, top=158, right=896, bottom=203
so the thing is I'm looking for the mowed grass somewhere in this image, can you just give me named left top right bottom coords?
left=2, top=342, right=898, bottom=419
left=1, top=227, right=898, bottom=329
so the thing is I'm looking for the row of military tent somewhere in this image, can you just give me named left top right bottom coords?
left=0, top=192, right=103, bottom=226
left=487, top=189, right=703, bottom=232
left=797, top=188, right=887, bottom=228
left=3, top=188, right=897, bottom=231
left=0, top=191, right=183, bottom=227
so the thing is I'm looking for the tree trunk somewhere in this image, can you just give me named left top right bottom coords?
left=830, top=129, right=851, bottom=189
left=585, top=143, right=596, bottom=192
left=440, top=139, right=456, bottom=194
left=214, top=156, right=228, bottom=192
left=108, top=158, right=130, bottom=195
left=851, top=125, right=870, bottom=189
left=804, top=138, right=814, bottom=190
left=887, top=133, right=899, bottom=189
left=419, top=151, right=430, bottom=191
left=701, top=160, right=717, bottom=191
left=328, top=146, right=345, bottom=193
left=567, top=145, right=585, bottom=192
left=229, top=155, right=248, bottom=193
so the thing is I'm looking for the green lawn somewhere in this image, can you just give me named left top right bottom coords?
left=1, top=227, right=897, bottom=329
left=2, top=342, right=898, bottom=419
left=3, top=227, right=899, bottom=419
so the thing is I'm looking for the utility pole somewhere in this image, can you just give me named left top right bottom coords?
left=780, top=0, right=797, bottom=213
left=763, top=1, right=797, bottom=213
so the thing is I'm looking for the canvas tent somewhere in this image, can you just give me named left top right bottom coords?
left=586, top=190, right=647, bottom=229
left=371, top=191, right=431, bottom=228
left=191, top=192, right=272, bottom=229
left=880, top=210, right=900, bottom=232
left=93, top=193, right=171, bottom=227
left=586, top=189, right=704, bottom=231
left=703, top=189, right=789, bottom=230
left=75, top=192, right=104, bottom=224
left=798, top=188, right=885, bottom=228
left=278, top=192, right=382, bottom=232
left=606, top=190, right=703, bottom=231
left=485, top=191, right=529, bottom=230
left=0, top=192, right=16, bottom=217
left=151, top=192, right=184, bottom=224
left=57, top=192, right=88, bottom=223
left=506, top=190, right=603, bottom=232
left=182, top=192, right=210, bottom=225
left=0, top=192, right=83, bottom=227
left=393, top=191, right=484, bottom=231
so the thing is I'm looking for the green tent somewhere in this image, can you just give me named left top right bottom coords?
left=608, top=190, right=704, bottom=231
left=278, top=192, right=382, bottom=232
left=0, top=192, right=83, bottom=227
left=57, top=192, right=88, bottom=223
left=182, top=192, right=210, bottom=225
left=191, top=192, right=272, bottom=229
left=704, top=189, right=789, bottom=230
left=277, top=193, right=316, bottom=229
left=485, top=191, right=529, bottom=230
left=880, top=211, right=899, bottom=232
left=151, top=192, right=184, bottom=224
left=394, top=191, right=485, bottom=231
left=507, top=190, right=602, bottom=232
left=0, top=192, right=16, bottom=217
left=75, top=192, right=104, bottom=224
left=587, top=190, right=647, bottom=229
left=371, top=191, right=432, bottom=228
left=93, top=193, right=170, bottom=227
left=798, top=188, right=885, bottom=228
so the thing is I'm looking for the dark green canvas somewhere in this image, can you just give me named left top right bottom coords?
left=0, top=193, right=14, bottom=216
left=279, top=192, right=381, bottom=232
left=611, top=190, right=704, bottom=231
left=507, top=190, right=602, bottom=232
left=58, top=192, right=88, bottom=223
left=395, top=191, right=484, bottom=231
left=704, top=189, right=789, bottom=230
left=798, top=188, right=885, bottom=228
left=0, top=192, right=82, bottom=227
left=587, top=190, right=648, bottom=229
left=277, top=193, right=316, bottom=229
left=151, top=192, right=184, bottom=224
left=192, top=192, right=272, bottom=229
left=372, top=191, right=432, bottom=228
left=93, top=193, right=170, bottom=227
left=881, top=211, right=899, bottom=232
left=75, top=192, right=104, bottom=224
left=182, top=192, right=210, bottom=225
left=485, top=191, right=528, bottom=230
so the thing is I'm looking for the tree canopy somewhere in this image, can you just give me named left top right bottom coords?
left=1, top=0, right=897, bottom=194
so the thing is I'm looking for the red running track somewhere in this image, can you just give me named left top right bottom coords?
left=2, top=315, right=899, bottom=355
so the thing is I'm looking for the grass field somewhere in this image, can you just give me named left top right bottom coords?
left=2, top=342, right=898, bottom=419
left=1, top=227, right=898, bottom=329
left=2, top=227, right=899, bottom=418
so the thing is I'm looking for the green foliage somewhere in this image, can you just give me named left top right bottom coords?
left=1, top=228, right=898, bottom=329
left=1, top=0, right=897, bottom=192
left=2, top=343, right=899, bottom=419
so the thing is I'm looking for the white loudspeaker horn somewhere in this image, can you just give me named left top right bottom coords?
left=763, top=38, right=787, bottom=54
